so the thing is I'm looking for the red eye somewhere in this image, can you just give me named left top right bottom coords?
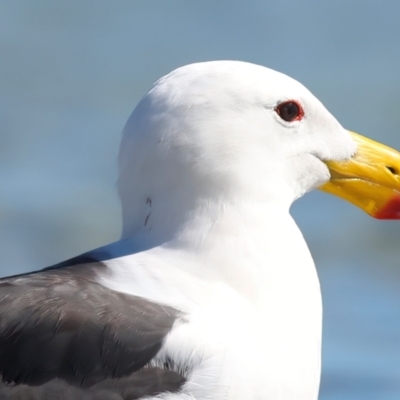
left=275, top=100, right=304, bottom=122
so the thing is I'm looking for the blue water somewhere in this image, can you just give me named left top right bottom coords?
left=1, top=1, right=399, bottom=397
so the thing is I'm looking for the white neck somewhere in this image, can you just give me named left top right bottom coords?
left=126, top=199, right=319, bottom=306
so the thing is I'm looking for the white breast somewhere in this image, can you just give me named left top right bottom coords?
left=99, top=206, right=322, bottom=400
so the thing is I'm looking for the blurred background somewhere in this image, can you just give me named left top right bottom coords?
left=0, top=1, right=399, bottom=398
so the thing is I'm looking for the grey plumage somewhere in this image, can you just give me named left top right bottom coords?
left=0, top=263, right=186, bottom=398
left=0, top=369, right=185, bottom=400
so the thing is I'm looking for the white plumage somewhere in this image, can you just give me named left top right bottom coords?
left=99, top=61, right=356, bottom=399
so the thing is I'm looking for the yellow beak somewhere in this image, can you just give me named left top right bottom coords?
left=320, top=131, right=400, bottom=219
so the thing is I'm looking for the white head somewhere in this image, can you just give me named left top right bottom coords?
left=118, top=61, right=356, bottom=240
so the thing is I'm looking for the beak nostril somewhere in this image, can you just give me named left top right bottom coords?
left=386, top=166, right=398, bottom=176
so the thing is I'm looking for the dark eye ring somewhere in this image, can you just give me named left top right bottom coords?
left=275, top=100, right=304, bottom=122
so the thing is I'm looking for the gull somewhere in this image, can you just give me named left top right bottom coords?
left=1, top=61, right=400, bottom=400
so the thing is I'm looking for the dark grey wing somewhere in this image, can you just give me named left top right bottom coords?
left=0, top=264, right=183, bottom=389
left=0, top=370, right=186, bottom=400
